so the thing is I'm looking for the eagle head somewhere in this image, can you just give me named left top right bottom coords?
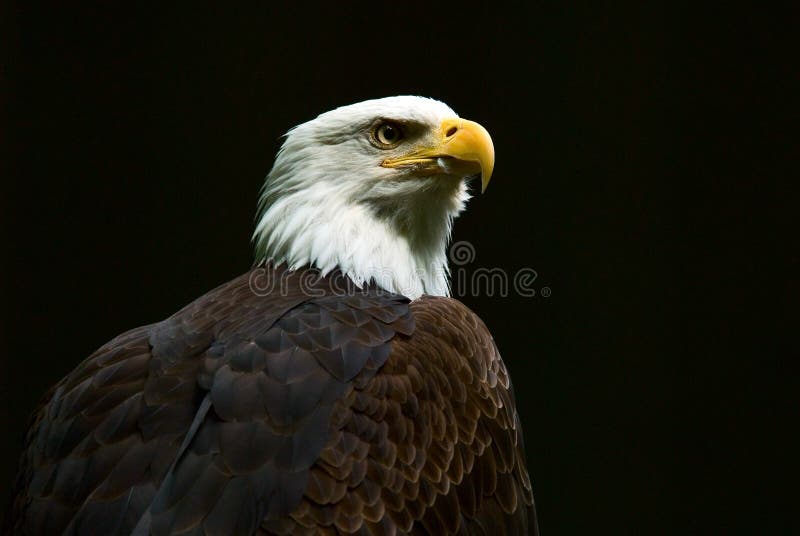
left=253, top=96, right=494, bottom=299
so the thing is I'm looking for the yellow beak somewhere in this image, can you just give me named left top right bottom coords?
left=381, top=118, right=495, bottom=192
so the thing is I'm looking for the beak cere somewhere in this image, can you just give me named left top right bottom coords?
left=381, top=118, right=496, bottom=192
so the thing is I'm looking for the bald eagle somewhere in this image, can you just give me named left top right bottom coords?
left=5, top=96, right=537, bottom=535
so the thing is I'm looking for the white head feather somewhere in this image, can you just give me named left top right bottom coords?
left=253, top=96, right=476, bottom=299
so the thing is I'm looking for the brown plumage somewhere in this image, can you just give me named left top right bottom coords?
left=4, top=265, right=536, bottom=535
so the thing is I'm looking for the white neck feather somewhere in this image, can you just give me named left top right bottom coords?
left=253, top=177, right=468, bottom=300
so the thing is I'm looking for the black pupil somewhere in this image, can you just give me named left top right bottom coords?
left=382, top=125, right=396, bottom=141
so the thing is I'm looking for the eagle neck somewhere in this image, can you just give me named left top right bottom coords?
left=253, top=183, right=466, bottom=299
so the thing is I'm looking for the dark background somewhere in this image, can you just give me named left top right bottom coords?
left=1, top=2, right=795, bottom=534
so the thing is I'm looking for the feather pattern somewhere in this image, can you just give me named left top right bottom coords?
left=4, top=265, right=535, bottom=535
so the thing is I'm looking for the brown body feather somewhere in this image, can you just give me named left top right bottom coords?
left=5, top=265, right=536, bottom=535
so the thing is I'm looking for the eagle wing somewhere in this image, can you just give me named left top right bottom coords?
left=5, top=269, right=535, bottom=535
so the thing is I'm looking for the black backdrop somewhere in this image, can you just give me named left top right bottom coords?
left=1, top=3, right=794, bottom=534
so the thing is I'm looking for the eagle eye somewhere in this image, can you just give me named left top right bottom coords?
left=372, top=121, right=404, bottom=148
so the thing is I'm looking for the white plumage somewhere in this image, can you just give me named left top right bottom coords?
left=253, top=96, right=477, bottom=299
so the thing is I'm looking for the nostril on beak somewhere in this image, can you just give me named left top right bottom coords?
left=445, top=126, right=458, bottom=137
